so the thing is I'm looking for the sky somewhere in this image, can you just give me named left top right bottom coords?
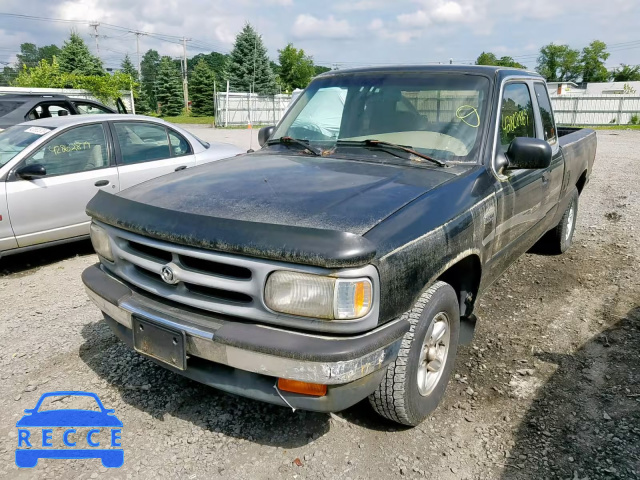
left=0, top=0, right=638, bottom=74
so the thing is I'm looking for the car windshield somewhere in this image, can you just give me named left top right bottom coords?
left=0, top=124, right=53, bottom=168
left=273, top=72, right=490, bottom=163
left=36, top=394, right=102, bottom=412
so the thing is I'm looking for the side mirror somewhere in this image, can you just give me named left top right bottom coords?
left=57, top=110, right=69, bottom=116
left=505, top=137, right=552, bottom=170
left=258, top=126, right=275, bottom=147
left=16, top=164, right=47, bottom=180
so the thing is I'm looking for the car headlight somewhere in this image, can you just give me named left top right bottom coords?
left=90, top=223, right=114, bottom=262
left=264, top=271, right=372, bottom=320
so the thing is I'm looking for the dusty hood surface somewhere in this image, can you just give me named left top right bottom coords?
left=87, top=152, right=456, bottom=268
left=116, top=152, right=455, bottom=235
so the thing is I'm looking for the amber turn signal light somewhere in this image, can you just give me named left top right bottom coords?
left=277, top=378, right=328, bottom=397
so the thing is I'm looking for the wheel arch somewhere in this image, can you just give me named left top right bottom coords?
left=576, top=169, right=588, bottom=195
left=436, top=253, right=482, bottom=318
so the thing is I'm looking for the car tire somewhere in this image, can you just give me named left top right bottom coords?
left=369, top=281, right=460, bottom=426
left=546, top=187, right=579, bottom=254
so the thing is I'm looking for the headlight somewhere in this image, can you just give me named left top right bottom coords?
left=264, top=271, right=372, bottom=320
left=90, top=223, right=114, bottom=262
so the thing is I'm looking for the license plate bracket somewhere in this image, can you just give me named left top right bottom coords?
left=132, top=317, right=186, bottom=370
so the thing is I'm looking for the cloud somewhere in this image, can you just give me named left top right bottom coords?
left=291, top=14, right=354, bottom=40
left=368, top=18, right=422, bottom=44
left=266, top=0, right=293, bottom=5
left=397, top=1, right=480, bottom=28
left=334, top=0, right=387, bottom=12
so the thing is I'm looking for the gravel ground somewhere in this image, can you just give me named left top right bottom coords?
left=0, top=129, right=638, bottom=479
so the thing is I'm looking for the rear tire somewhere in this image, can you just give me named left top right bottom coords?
left=369, top=281, right=460, bottom=426
left=546, top=187, right=579, bottom=254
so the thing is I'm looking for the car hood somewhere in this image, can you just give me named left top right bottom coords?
left=118, top=151, right=455, bottom=235
left=16, top=410, right=123, bottom=427
left=88, top=152, right=459, bottom=268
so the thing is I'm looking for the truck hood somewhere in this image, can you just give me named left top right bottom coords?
left=117, top=152, right=455, bottom=235
left=87, top=152, right=456, bottom=268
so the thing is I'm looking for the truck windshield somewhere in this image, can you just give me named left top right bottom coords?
left=0, top=124, right=53, bottom=168
left=273, top=72, right=490, bottom=163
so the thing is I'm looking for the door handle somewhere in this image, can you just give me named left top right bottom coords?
left=541, top=172, right=550, bottom=185
left=175, top=166, right=187, bottom=172
left=94, top=180, right=109, bottom=187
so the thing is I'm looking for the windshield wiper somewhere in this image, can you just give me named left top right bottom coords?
left=336, top=139, right=447, bottom=167
left=266, top=136, right=321, bottom=156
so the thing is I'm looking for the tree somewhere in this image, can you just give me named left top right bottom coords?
left=227, top=23, right=277, bottom=94
left=12, top=58, right=130, bottom=103
left=476, top=52, right=526, bottom=69
left=581, top=40, right=610, bottom=83
left=155, top=56, right=183, bottom=116
left=120, top=54, right=138, bottom=82
left=277, top=43, right=315, bottom=92
left=188, top=52, right=228, bottom=84
left=38, top=45, right=61, bottom=64
left=536, top=43, right=581, bottom=82
left=189, top=59, right=216, bottom=116
left=58, top=32, right=104, bottom=76
left=314, top=65, right=331, bottom=76
left=0, top=66, right=16, bottom=86
left=612, top=64, right=640, bottom=82
left=140, top=49, right=160, bottom=111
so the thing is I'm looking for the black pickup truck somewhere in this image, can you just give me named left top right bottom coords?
left=83, top=66, right=596, bottom=426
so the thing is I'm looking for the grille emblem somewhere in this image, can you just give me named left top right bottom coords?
left=161, top=265, right=179, bottom=285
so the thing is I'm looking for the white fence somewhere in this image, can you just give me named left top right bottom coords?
left=0, top=87, right=135, bottom=113
left=550, top=95, right=640, bottom=126
left=213, top=90, right=640, bottom=128
left=215, top=92, right=292, bottom=127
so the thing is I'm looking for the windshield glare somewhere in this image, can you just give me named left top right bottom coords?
left=0, top=124, right=53, bottom=168
left=274, top=73, right=490, bottom=162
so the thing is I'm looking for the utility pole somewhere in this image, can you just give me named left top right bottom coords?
left=181, top=37, right=191, bottom=111
left=89, top=22, right=101, bottom=58
left=130, top=31, right=146, bottom=79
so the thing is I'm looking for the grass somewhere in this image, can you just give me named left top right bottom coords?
left=160, top=115, right=215, bottom=125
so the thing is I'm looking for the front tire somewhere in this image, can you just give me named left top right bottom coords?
left=369, top=281, right=460, bottom=426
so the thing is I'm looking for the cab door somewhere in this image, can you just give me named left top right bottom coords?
left=111, top=121, right=195, bottom=191
left=492, top=82, right=546, bottom=255
left=5, top=123, right=119, bottom=247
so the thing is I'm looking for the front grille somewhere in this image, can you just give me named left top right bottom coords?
left=179, top=255, right=251, bottom=280
left=106, top=229, right=275, bottom=317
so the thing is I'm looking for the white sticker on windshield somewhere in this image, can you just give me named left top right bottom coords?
left=24, top=126, right=51, bottom=135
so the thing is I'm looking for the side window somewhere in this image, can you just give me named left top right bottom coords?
left=113, top=122, right=171, bottom=165
left=75, top=102, right=112, bottom=115
left=168, top=130, right=192, bottom=157
left=534, top=83, right=557, bottom=145
left=28, top=103, right=72, bottom=120
left=24, top=124, right=109, bottom=176
left=500, top=83, right=535, bottom=150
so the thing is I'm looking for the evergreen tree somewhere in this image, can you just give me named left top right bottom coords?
left=156, top=56, right=183, bottom=116
left=190, top=59, right=215, bottom=116
left=120, top=54, right=138, bottom=82
left=188, top=52, right=228, bottom=84
left=58, top=32, right=104, bottom=76
left=227, top=23, right=277, bottom=94
left=120, top=54, right=149, bottom=114
left=141, top=49, right=160, bottom=111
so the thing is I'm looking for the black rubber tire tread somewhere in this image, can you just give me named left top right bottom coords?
left=368, top=281, right=459, bottom=426
left=546, top=187, right=579, bottom=254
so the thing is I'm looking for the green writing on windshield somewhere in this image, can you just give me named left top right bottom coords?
left=502, top=111, right=529, bottom=134
left=48, top=142, right=91, bottom=155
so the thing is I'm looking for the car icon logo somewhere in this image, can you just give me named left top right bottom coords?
left=161, top=265, right=178, bottom=285
left=15, top=391, right=123, bottom=468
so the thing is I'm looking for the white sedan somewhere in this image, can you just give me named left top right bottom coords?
left=0, top=114, right=242, bottom=257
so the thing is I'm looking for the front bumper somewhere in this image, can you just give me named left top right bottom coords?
left=82, top=264, right=408, bottom=412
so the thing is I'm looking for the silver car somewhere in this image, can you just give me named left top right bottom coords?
left=0, top=115, right=242, bottom=257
